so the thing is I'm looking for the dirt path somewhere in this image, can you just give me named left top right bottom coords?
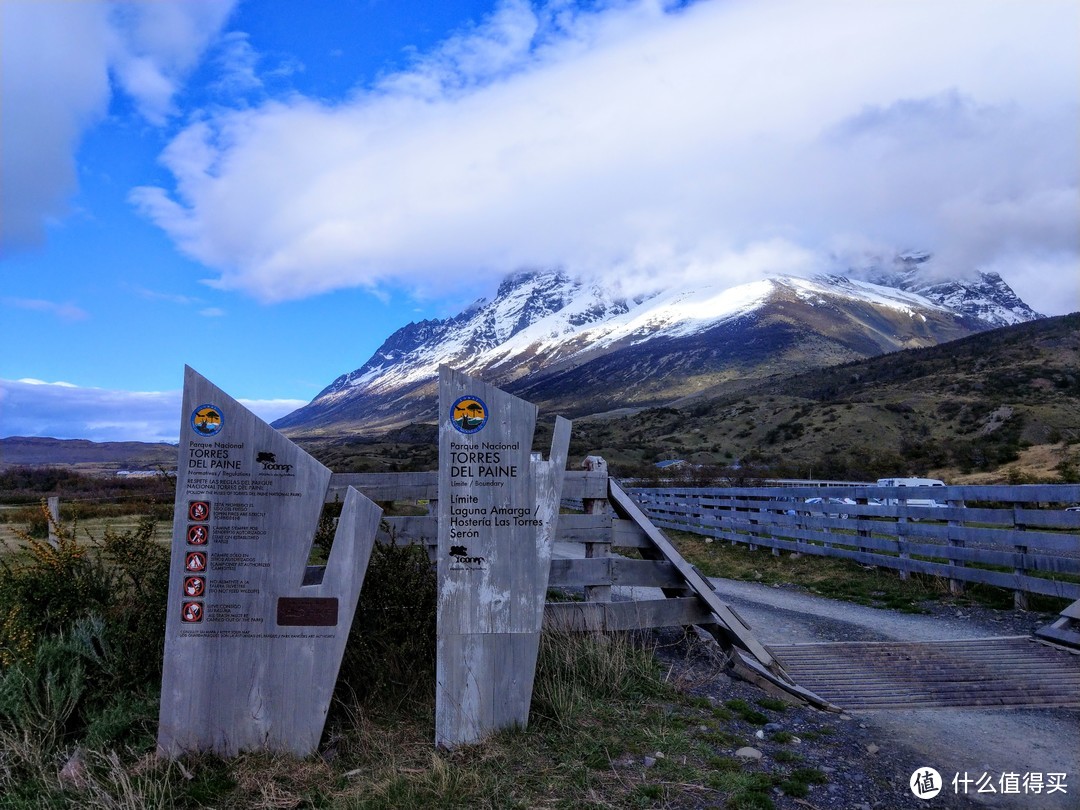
left=704, top=578, right=1080, bottom=810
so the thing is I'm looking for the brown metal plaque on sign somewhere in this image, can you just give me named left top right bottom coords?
left=277, top=597, right=339, bottom=627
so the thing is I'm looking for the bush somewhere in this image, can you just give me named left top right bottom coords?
left=337, top=534, right=437, bottom=705
left=0, top=506, right=169, bottom=681
left=0, top=510, right=111, bottom=667
left=0, top=505, right=169, bottom=764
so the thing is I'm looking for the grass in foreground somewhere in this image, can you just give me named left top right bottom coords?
left=0, top=629, right=828, bottom=810
left=1, top=508, right=831, bottom=809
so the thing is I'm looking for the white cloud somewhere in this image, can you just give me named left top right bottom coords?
left=0, top=0, right=236, bottom=252
left=132, top=0, right=1079, bottom=312
left=0, top=379, right=305, bottom=443
left=2, top=297, right=89, bottom=321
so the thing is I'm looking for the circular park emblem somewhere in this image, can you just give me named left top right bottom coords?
left=450, top=395, right=489, bottom=434
left=191, top=403, right=224, bottom=436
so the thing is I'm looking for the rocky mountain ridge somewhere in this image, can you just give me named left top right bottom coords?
left=273, top=263, right=1043, bottom=435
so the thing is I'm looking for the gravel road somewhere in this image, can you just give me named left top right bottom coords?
left=556, top=534, right=1079, bottom=809
left=699, top=578, right=1080, bottom=810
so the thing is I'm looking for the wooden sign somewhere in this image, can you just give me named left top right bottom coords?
left=158, top=367, right=382, bottom=757
left=436, top=366, right=570, bottom=747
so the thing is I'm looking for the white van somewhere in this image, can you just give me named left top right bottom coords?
left=876, top=477, right=946, bottom=508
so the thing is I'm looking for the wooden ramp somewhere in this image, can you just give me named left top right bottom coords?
left=770, top=636, right=1080, bottom=710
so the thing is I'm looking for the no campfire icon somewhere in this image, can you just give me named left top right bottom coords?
left=181, top=601, right=204, bottom=623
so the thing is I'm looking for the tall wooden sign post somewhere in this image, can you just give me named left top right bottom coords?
left=158, top=367, right=382, bottom=757
left=436, top=366, right=571, bottom=747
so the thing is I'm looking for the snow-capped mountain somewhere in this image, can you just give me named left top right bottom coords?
left=273, top=264, right=1043, bottom=435
left=849, top=252, right=1040, bottom=328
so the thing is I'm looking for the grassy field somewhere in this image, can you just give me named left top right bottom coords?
left=0, top=509, right=173, bottom=554
left=669, top=528, right=1072, bottom=614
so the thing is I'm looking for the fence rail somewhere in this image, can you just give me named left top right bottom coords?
left=626, top=484, right=1080, bottom=605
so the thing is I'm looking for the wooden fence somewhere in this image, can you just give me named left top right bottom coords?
left=325, top=470, right=829, bottom=700
left=327, top=470, right=711, bottom=631
left=625, top=483, right=1080, bottom=606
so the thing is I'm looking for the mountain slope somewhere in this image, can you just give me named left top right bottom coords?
left=274, top=266, right=1042, bottom=436
left=569, top=313, right=1080, bottom=482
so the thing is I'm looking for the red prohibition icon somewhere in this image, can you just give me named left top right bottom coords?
left=184, top=576, right=206, bottom=597
left=187, top=524, right=209, bottom=545
left=185, top=551, right=207, bottom=572
left=188, top=501, right=210, bottom=521
left=181, top=601, right=204, bottom=623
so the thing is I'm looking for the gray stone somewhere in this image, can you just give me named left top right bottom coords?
left=735, top=747, right=763, bottom=761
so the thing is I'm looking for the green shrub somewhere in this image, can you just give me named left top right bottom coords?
left=0, top=506, right=168, bottom=784
left=337, top=535, right=438, bottom=704
left=0, top=508, right=110, bottom=667
left=0, top=506, right=169, bottom=687
left=96, top=517, right=170, bottom=687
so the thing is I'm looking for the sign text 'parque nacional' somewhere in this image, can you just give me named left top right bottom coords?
left=436, top=366, right=570, bottom=747
left=158, top=367, right=382, bottom=758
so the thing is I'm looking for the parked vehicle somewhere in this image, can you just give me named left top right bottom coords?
left=803, top=496, right=856, bottom=519
left=876, top=477, right=946, bottom=508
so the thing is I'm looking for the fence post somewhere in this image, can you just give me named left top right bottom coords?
left=47, top=496, right=60, bottom=548
left=947, top=498, right=966, bottom=596
left=1013, top=506, right=1028, bottom=610
left=895, top=495, right=908, bottom=580
left=581, top=457, right=611, bottom=603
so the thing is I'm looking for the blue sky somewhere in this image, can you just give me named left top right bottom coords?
left=1, top=0, right=1077, bottom=443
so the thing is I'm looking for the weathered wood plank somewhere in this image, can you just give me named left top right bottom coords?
left=643, top=501, right=1075, bottom=557
left=1033, top=624, right=1080, bottom=648
left=1059, top=600, right=1080, bottom=621
left=543, top=598, right=714, bottom=632
left=608, top=481, right=780, bottom=671
left=682, top=526, right=1080, bottom=599
left=546, top=558, right=684, bottom=590
left=611, top=518, right=651, bottom=548
left=329, top=471, right=437, bottom=501
left=610, top=558, right=684, bottom=588
left=549, top=557, right=611, bottom=588
left=328, top=470, right=604, bottom=503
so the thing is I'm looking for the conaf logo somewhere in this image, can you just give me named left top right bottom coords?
left=449, top=545, right=486, bottom=566
left=257, top=451, right=293, bottom=473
